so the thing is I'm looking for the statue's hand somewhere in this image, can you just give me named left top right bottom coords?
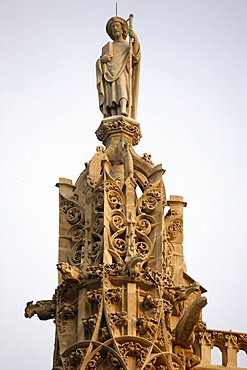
left=100, top=54, right=112, bottom=63
left=129, top=29, right=138, bottom=40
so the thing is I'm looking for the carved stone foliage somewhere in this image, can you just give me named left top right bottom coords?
left=118, top=341, right=148, bottom=367
left=63, top=348, right=87, bottom=370
left=53, top=294, right=78, bottom=335
left=86, top=264, right=104, bottom=279
left=87, top=289, right=102, bottom=305
left=95, top=116, right=142, bottom=146
left=82, top=314, right=98, bottom=335
left=143, top=352, right=184, bottom=370
left=185, top=354, right=201, bottom=369
left=105, top=262, right=125, bottom=276
left=57, top=303, right=77, bottom=320
left=86, top=352, right=102, bottom=370
left=105, top=352, right=124, bottom=370
left=142, top=153, right=154, bottom=166
left=162, top=231, right=174, bottom=287
left=84, top=350, right=124, bottom=370
left=105, top=288, right=122, bottom=305
left=109, top=311, right=128, bottom=330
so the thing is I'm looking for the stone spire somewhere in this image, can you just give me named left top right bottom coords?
left=24, top=14, right=215, bottom=370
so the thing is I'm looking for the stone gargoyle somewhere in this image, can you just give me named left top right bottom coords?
left=173, top=296, right=207, bottom=348
left=24, top=299, right=55, bottom=320
left=57, top=262, right=83, bottom=283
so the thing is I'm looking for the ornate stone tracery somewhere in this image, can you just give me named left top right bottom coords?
left=24, top=12, right=247, bottom=370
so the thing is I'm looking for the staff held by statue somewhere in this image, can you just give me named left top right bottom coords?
left=128, top=14, right=134, bottom=118
left=96, top=13, right=141, bottom=120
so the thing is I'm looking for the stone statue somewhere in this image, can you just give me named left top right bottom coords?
left=96, top=15, right=141, bottom=119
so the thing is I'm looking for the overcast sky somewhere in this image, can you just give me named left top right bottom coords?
left=0, top=0, right=247, bottom=369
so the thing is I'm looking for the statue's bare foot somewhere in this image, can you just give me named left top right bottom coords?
left=121, top=110, right=128, bottom=116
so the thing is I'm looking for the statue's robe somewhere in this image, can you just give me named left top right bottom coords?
left=96, top=40, right=141, bottom=120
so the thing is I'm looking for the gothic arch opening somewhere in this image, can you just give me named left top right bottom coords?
left=237, top=348, right=247, bottom=367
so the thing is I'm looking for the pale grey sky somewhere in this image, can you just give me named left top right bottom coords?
left=0, top=0, right=247, bottom=369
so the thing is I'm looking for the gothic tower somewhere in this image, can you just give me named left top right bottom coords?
left=25, top=14, right=247, bottom=370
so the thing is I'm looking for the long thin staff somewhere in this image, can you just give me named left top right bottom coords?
left=128, top=14, right=134, bottom=118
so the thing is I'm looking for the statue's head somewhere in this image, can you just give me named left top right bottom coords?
left=106, top=16, right=128, bottom=41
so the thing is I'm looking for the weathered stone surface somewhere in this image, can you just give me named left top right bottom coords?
left=25, top=13, right=247, bottom=370
left=96, top=15, right=141, bottom=120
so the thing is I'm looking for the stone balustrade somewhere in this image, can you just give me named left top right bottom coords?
left=194, top=327, right=247, bottom=369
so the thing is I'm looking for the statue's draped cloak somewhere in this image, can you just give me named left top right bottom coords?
left=96, top=40, right=141, bottom=120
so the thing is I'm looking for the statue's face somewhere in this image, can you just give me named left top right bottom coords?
left=111, top=21, right=123, bottom=39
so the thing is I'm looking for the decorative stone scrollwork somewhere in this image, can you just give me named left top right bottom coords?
left=109, top=311, right=128, bottom=329
left=114, top=238, right=127, bottom=255
left=87, top=289, right=102, bottom=305
left=60, top=200, right=76, bottom=214
left=66, top=206, right=82, bottom=224
left=110, top=211, right=126, bottom=232
left=137, top=189, right=163, bottom=215
left=136, top=316, right=158, bottom=339
left=136, top=241, right=149, bottom=256
left=140, top=195, right=158, bottom=214
left=89, top=240, right=103, bottom=261
left=70, top=225, right=85, bottom=242
left=107, top=190, right=122, bottom=209
left=68, top=239, right=85, bottom=266
left=60, top=194, right=84, bottom=225
left=135, top=218, right=152, bottom=235
left=94, top=189, right=104, bottom=211
left=103, top=180, right=124, bottom=210
left=92, top=213, right=104, bottom=234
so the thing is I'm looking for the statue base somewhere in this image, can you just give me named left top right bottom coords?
left=95, top=115, right=142, bottom=147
